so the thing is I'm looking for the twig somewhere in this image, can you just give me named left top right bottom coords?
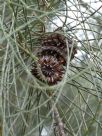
left=50, top=100, right=65, bottom=136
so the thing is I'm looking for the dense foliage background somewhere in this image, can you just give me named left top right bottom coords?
left=0, top=0, right=102, bottom=136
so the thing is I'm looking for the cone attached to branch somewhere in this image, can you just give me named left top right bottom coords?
left=31, top=33, right=77, bottom=85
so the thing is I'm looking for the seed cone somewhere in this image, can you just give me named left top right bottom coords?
left=31, top=33, right=77, bottom=85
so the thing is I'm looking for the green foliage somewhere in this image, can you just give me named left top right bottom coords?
left=0, top=0, right=102, bottom=136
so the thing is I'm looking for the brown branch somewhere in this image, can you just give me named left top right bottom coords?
left=53, top=105, right=65, bottom=136
left=48, top=99, right=65, bottom=136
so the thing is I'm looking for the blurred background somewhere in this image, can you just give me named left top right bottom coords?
left=0, top=0, right=102, bottom=136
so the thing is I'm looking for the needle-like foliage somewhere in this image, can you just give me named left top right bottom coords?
left=0, top=0, right=102, bottom=136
